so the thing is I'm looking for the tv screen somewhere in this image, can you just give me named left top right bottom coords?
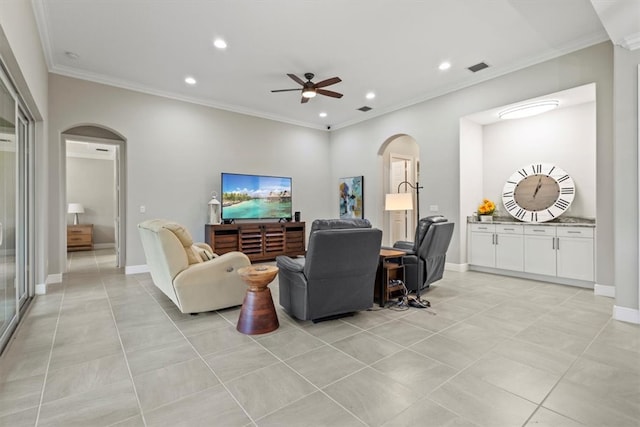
left=221, top=173, right=292, bottom=220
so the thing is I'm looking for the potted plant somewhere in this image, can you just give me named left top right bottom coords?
left=477, top=199, right=496, bottom=222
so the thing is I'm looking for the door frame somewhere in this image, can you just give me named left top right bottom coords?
left=61, top=133, right=126, bottom=269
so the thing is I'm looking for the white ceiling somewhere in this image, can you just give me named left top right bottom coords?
left=31, top=0, right=638, bottom=130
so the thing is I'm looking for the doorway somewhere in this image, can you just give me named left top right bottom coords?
left=62, top=127, right=126, bottom=270
left=380, top=135, right=420, bottom=246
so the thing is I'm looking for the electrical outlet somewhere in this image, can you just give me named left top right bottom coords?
left=429, top=205, right=439, bottom=212
left=140, top=205, right=146, bottom=213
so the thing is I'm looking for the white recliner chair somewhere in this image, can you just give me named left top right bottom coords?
left=138, top=219, right=250, bottom=313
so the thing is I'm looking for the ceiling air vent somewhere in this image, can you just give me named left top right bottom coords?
left=467, top=62, right=489, bottom=73
left=357, top=106, right=372, bottom=112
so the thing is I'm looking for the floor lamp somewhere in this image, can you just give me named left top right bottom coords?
left=385, top=181, right=429, bottom=308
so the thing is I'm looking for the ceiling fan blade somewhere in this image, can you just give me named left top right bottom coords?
left=301, top=96, right=310, bottom=104
left=271, top=88, right=302, bottom=93
left=316, top=89, right=343, bottom=98
left=314, top=77, right=341, bottom=88
left=287, top=73, right=306, bottom=86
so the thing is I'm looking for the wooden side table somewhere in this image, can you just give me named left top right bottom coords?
left=236, top=265, right=279, bottom=335
left=67, top=224, right=94, bottom=251
left=375, top=249, right=406, bottom=307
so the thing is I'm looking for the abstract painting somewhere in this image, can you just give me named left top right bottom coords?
left=339, top=176, right=364, bottom=219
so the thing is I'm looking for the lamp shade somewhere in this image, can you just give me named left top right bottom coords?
left=385, top=193, right=413, bottom=211
left=68, top=203, right=85, bottom=214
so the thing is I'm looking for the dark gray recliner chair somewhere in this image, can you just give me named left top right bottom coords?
left=392, top=216, right=455, bottom=293
left=276, top=219, right=382, bottom=322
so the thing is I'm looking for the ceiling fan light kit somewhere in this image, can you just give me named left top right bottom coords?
left=272, top=72, right=343, bottom=103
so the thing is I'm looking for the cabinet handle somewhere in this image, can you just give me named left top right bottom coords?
left=478, top=226, right=488, bottom=230
left=533, top=229, right=545, bottom=233
left=495, top=234, right=498, bottom=245
left=556, top=237, right=560, bottom=250
left=504, top=228, right=514, bottom=231
left=567, top=231, right=581, bottom=234
left=552, top=238, right=555, bottom=250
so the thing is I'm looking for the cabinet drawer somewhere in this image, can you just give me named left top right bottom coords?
left=496, top=224, right=523, bottom=234
left=470, top=224, right=495, bottom=233
left=67, top=226, right=92, bottom=235
left=557, top=227, right=593, bottom=238
left=524, top=226, right=555, bottom=236
left=68, top=234, right=92, bottom=244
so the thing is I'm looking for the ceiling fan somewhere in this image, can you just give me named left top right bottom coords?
left=271, top=73, right=343, bottom=103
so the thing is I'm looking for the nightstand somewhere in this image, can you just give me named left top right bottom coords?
left=67, top=224, right=94, bottom=251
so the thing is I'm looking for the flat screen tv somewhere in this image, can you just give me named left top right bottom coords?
left=221, top=173, right=292, bottom=220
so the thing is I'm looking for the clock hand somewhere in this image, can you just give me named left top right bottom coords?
left=532, top=176, right=543, bottom=199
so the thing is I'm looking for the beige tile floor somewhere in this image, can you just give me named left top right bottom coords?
left=1, top=248, right=639, bottom=426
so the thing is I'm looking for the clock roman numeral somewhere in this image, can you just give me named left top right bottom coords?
left=554, top=198, right=570, bottom=210
left=503, top=191, right=513, bottom=197
left=557, top=174, right=570, bottom=183
left=547, top=166, right=556, bottom=175
left=518, top=169, right=528, bottom=178
left=515, top=208, right=526, bottom=219
left=530, top=212, right=538, bottom=222
left=504, top=199, right=516, bottom=211
left=547, top=209, right=555, bottom=218
left=507, top=180, right=517, bottom=185
left=560, top=187, right=574, bottom=194
left=531, top=164, right=542, bottom=174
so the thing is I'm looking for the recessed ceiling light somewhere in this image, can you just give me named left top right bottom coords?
left=365, top=92, right=376, bottom=100
left=65, top=51, right=80, bottom=60
left=213, top=38, right=227, bottom=49
left=498, top=100, right=559, bottom=120
left=319, top=112, right=327, bottom=118
left=438, top=61, right=451, bottom=71
left=185, top=76, right=197, bottom=85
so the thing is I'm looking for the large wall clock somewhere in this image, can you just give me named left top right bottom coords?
left=502, top=163, right=575, bottom=223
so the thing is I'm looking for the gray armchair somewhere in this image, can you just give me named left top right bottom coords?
left=276, top=219, right=382, bottom=322
left=392, top=216, right=454, bottom=293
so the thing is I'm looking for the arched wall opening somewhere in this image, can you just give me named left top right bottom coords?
left=60, top=124, right=127, bottom=270
left=379, top=134, right=420, bottom=246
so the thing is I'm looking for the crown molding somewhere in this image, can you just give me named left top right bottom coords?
left=620, top=32, right=640, bottom=50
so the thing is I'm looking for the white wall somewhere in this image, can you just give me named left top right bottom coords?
left=330, top=42, right=614, bottom=292
left=48, top=74, right=332, bottom=269
left=482, top=102, right=596, bottom=219
left=459, top=118, right=483, bottom=263
left=67, top=156, right=116, bottom=244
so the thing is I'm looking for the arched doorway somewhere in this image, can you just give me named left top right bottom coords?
left=379, top=134, right=420, bottom=246
left=61, top=125, right=126, bottom=270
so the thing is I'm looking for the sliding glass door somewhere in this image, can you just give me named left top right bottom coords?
left=0, top=73, right=17, bottom=346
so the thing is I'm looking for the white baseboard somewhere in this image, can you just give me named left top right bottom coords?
left=94, top=243, right=116, bottom=249
left=613, top=305, right=640, bottom=324
left=594, top=284, right=615, bottom=298
left=446, top=262, right=468, bottom=272
left=125, top=264, right=149, bottom=275
left=46, top=273, right=62, bottom=284
left=35, top=283, right=47, bottom=295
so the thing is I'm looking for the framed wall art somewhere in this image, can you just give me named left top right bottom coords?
left=339, top=176, right=364, bottom=219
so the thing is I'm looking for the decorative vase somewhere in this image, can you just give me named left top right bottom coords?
left=479, top=215, right=493, bottom=222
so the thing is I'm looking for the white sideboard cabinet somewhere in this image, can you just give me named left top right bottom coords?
left=469, top=224, right=524, bottom=271
left=468, top=220, right=595, bottom=287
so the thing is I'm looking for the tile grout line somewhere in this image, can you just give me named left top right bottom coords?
left=33, top=276, right=67, bottom=426
left=101, top=273, right=151, bottom=426
left=130, top=274, right=259, bottom=426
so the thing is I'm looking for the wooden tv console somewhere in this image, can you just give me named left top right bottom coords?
left=205, top=221, right=306, bottom=262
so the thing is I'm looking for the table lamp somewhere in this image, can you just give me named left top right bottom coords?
left=68, top=203, right=85, bottom=225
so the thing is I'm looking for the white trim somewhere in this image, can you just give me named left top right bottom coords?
left=594, top=284, right=615, bottom=298
left=125, top=264, right=149, bottom=275
left=620, top=32, right=640, bottom=51
left=93, top=243, right=116, bottom=250
left=613, top=305, right=640, bottom=324
left=446, top=262, right=468, bottom=272
left=35, top=283, right=47, bottom=295
left=46, top=273, right=62, bottom=284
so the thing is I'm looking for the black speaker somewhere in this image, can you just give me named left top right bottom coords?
left=294, top=211, right=300, bottom=222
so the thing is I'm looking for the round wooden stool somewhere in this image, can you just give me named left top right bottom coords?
left=236, top=265, right=279, bottom=335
